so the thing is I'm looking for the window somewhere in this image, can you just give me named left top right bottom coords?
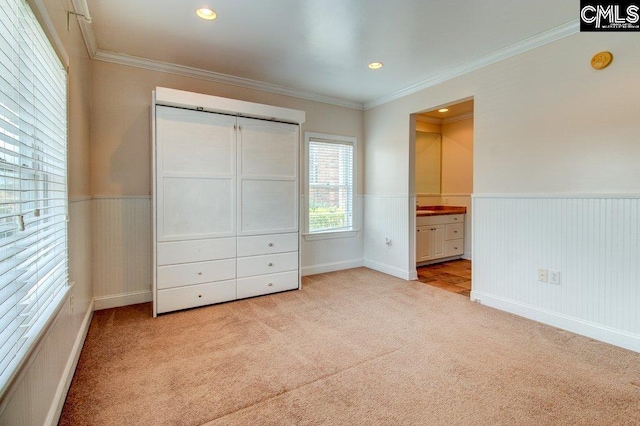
left=305, top=132, right=356, bottom=236
left=0, top=0, right=68, bottom=395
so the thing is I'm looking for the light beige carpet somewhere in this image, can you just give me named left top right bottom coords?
left=59, top=268, right=640, bottom=425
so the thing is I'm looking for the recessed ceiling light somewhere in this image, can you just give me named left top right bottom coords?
left=438, top=108, right=449, bottom=113
left=196, top=7, right=217, bottom=20
left=368, top=62, right=383, bottom=70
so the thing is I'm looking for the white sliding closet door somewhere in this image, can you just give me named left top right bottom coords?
left=156, top=106, right=236, bottom=241
left=238, top=117, right=299, bottom=235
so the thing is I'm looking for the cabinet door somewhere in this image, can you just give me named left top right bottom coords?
left=417, top=225, right=446, bottom=262
left=237, top=117, right=299, bottom=235
left=431, top=225, right=445, bottom=258
left=416, top=226, right=430, bottom=262
left=156, top=107, right=237, bottom=241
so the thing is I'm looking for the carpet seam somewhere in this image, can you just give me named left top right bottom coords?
left=200, top=347, right=403, bottom=425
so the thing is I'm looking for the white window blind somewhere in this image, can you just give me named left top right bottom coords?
left=307, top=135, right=355, bottom=233
left=0, top=0, right=68, bottom=394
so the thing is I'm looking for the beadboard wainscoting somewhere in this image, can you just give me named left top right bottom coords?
left=300, top=195, right=364, bottom=276
left=92, top=197, right=152, bottom=309
left=0, top=198, right=94, bottom=425
left=472, top=194, right=640, bottom=352
left=363, top=195, right=416, bottom=280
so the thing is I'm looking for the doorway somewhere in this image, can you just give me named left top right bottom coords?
left=411, top=98, right=474, bottom=295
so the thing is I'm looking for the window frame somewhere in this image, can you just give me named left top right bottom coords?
left=303, top=132, right=358, bottom=240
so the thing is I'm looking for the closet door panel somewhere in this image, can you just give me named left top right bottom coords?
left=239, top=118, right=298, bottom=177
left=157, top=106, right=236, bottom=175
left=240, top=180, right=297, bottom=234
left=160, top=177, right=234, bottom=240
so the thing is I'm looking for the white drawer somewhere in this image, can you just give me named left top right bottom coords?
left=445, top=223, right=464, bottom=240
left=445, top=239, right=464, bottom=257
left=237, top=270, right=299, bottom=299
left=237, top=251, right=298, bottom=278
left=417, top=214, right=464, bottom=226
left=157, top=258, right=236, bottom=290
left=157, top=237, right=235, bottom=265
left=237, top=233, right=298, bottom=257
left=157, top=279, right=236, bottom=314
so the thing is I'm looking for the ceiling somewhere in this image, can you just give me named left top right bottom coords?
left=82, top=0, right=578, bottom=109
left=420, top=99, right=474, bottom=121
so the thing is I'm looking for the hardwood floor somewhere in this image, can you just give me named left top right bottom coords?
left=417, top=259, right=471, bottom=297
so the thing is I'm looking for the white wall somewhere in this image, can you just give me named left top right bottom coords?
left=364, top=32, right=640, bottom=350
left=0, top=1, right=94, bottom=423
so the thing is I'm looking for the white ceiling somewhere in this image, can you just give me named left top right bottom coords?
left=83, top=0, right=578, bottom=109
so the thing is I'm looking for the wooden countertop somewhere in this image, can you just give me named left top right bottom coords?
left=416, top=206, right=467, bottom=216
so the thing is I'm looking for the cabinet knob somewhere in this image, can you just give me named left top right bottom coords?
left=198, top=294, right=202, bottom=298
left=268, top=283, right=273, bottom=287
left=417, top=230, right=420, bottom=232
left=268, top=243, right=274, bottom=247
left=197, top=272, right=202, bottom=275
left=454, top=231, right=458, bottom=233
left=454, top=247, right=458, bottom=250
left=268, top=262, right=273, bottom=266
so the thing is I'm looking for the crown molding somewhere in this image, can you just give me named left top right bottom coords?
left=71, top=7, right=578, bottom=114
left=442, top=112, right=473, bottom=124
left=92, top=50, right=363, bottom=110
left=71, top=0, right=97, bottom=56
left=415, top=115, right=442, bottom=125
left=363, top=20, right=580, bottom=110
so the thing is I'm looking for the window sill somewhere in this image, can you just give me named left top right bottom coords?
left=303, top=229, right=359, bottom=241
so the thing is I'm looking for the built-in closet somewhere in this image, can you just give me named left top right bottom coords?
left=152, top=87, right=305, bottom=315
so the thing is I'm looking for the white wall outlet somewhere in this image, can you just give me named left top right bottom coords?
left=69, top=294, right=75, bottom=313
left=385, top=238, right=392, bottom=248
left=444, top=198, right=450, bottom=205
left=538, top=268, right=548, bottom=282
left=549, top=270, right=560, bottom=285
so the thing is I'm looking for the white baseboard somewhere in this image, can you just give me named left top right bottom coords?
left=471, top=291, right=640, bottom=353
left=363, top=259, right=414, bottom=281
left=94, top=290, right=152, bottom=311
left=301, top=259, right=364, bottom=276
left=46, top=299, right=94, bottom=426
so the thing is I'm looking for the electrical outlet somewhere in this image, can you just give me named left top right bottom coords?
left=385, top=238, right=392, bottom=248
left=69, top=294, right=74, bottom=313
left=444, top=198, right=450, bottom=205
left=549, top=270, right=560, bottom=285
left=538, top=268, right=548, bottom=282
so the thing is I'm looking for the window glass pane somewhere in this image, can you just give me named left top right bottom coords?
left=308, top=140, right=353, bottom=233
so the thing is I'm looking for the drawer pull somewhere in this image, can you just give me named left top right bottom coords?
left=198, top=294, right=202, bottom=298
left=454, top=231, right=458, bottom=233
left=454, top=247, right=458, bottom=250
left=268, top=243, right=274, bottom=247
left=198, top=272, right=203, bottom=275
left=268, top=262, right=273, bottom=266
left=268, top=283, right=273, bottom=287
